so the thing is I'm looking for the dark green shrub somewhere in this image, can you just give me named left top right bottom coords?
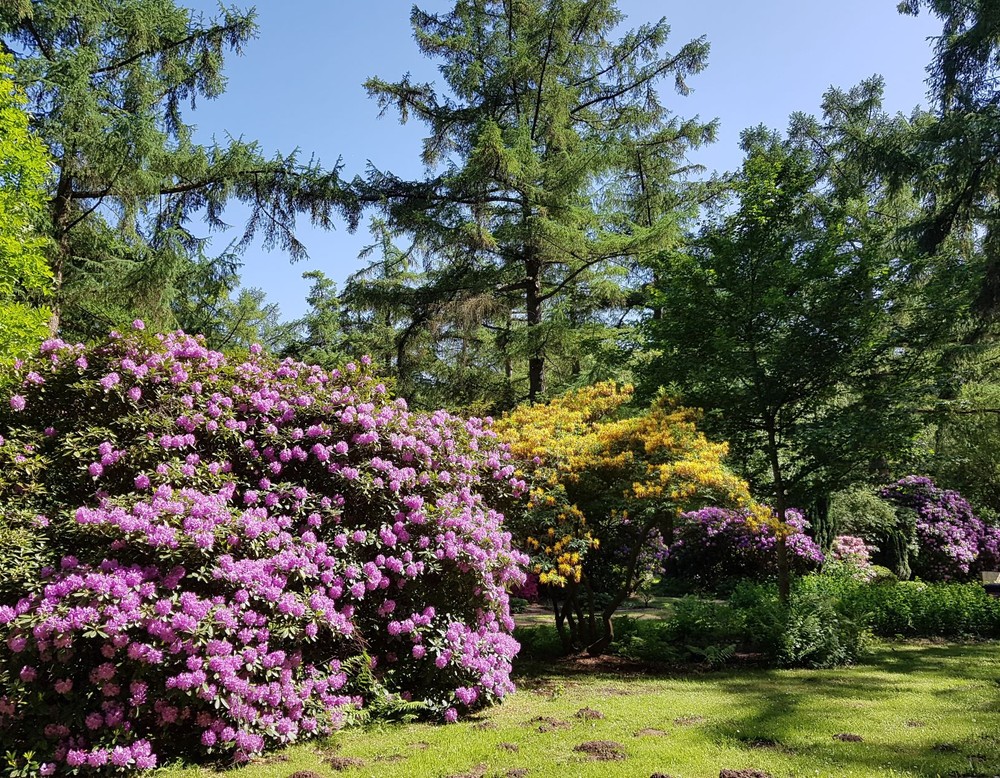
left=797, top=574, right=1000, bottom=638
left=511, top=625, right=564, bottom=661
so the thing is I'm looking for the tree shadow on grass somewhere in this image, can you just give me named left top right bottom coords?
left=513, top=641, right=1000, bottom=776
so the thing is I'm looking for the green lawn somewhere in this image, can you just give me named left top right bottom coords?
left=159, top=641, right=1000, bottom=778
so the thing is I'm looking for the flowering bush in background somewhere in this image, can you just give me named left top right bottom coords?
left=824, top=535, right=877, bottom=581
left=880, top=476, right=1000, bottom=581
left=663, top=507, right=824, bottom=590
left=0, top=327, right=527, bottom=773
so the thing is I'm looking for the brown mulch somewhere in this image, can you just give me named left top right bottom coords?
left=832, top=733, right=864, bottom=742
left=572, top=740, right=627, bottom=761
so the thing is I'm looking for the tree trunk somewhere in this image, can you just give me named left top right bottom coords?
left=586, top=522, right=652, bottom=656
left=525, top=254, right=543, bottom=402
left=765, top=416, right=791, bottom=603
left=47, top=169, right=74, bottom=336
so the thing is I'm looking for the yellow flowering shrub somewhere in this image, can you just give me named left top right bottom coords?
left=498, top=383, right=764, bottom=650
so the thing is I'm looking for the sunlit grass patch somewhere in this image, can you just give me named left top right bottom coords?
left=159, top=642, right=1000, bottom=778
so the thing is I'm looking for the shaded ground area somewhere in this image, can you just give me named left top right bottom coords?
left=159, top=642, right=1000, bottom=778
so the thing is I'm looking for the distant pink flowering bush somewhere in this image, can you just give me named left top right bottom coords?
left=0, top=329, right=527, bottom=773
left=826, top=535, right=877, bottom=581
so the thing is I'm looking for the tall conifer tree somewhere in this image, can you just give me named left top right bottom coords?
left=351, top=0, right=715, bottom=407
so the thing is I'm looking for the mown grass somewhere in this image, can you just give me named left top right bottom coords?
left=159, top=640, right=1000, bottom=778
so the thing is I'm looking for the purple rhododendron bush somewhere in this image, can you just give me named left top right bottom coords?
left=881, top=475, right=1000, bottom=581
left=0, top=327, right=527, bottom=774
left=663, top=507, right=824, bottom=590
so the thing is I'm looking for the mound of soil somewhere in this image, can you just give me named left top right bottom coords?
left=573, top=740, right=627, bottom=761
left=528, top=716, right=572, bottom=732
left=325, top=756, right=367, bottom=771
left=575, top=707, right=605, bottom=720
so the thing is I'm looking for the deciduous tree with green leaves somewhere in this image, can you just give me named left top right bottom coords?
left=349, top=0, right=715, bottom=408
left=644, top=122, right=939, bottom=598
left=0, top=1, right=352, bottom=341
left=0, top=51, right=51, bottom=360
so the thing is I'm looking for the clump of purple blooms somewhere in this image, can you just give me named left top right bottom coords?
left=0, top=327, right=527, bottom=773
left=880, top=476, right=1000, bottom=581
left=663, top=507, right=824, bottom=589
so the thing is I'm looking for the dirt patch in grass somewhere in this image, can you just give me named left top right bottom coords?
left=498, top=742, right=519, bottom=752
left=575, top=707, right=604, bottom=720
left=635, top=728, right=668, bottom=737
left=444, top=763, right=488, bottom=778
left=734, top=736, right=794, bottom=754
left=472, top=720, right=498, bottom=731
left=528, top=716, right=572, bottom=732
left=505, top=770, right=529, bottom=778
left=286, top=772, right=323, bottom=778
left=673, top=715, right=705, bottom=726
left=325, top=756, right=367, bottom=771
left=906, top=720, right=926, bottom=727
left=573, top=740, right=627, bottom=761
left=832, top=733, right=864, bottom=742
left=719, top=770, right=773, bottom=778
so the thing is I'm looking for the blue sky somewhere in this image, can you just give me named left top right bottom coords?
left=184, top=1, right=942, bottom=320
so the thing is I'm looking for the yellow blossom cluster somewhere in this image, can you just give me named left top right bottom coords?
left=498, top=383, right=763, bottom=587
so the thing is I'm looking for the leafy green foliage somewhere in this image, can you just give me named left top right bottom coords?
left=644, top=119, right=936, bottom=527
left=800, top=574, right=1000, bottom=638
left=0, top=53, right=51, bottom=359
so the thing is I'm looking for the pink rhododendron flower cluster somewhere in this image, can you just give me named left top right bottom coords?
left=826, top=535, right=877, bottom=581
left=0, top=330, right=527, bottom=773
